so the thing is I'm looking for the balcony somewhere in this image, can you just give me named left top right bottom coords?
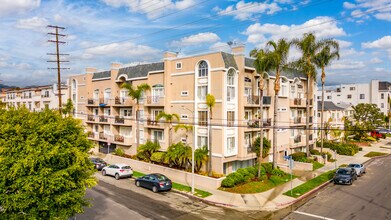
left=294, top=98, right=302, bottom=105
left=246, top=95, right=271, bottom=106
left=87, top=115, right=96, bottom=122
left=294, top=135, right=302, bottom=143
left=87, top=98, right=95, bottom=105
left=294, top=117, right=302, bottom=124
left=114, top=116, right=125, bottom=124
left=99, top=116, right=108, bottom=123
left=309, top=116, right=313, bottom=124
left=113, top=96, right=134, bottom=106
left=87, top=132, right=95, bottom=138
left=145, top=118, right=161, bottom=128
left=146, top=96, right=164, bottom=106
left=247, top=118, right=272, bottom=128
left=246, top=145, right=254, bottom=153
left=99, top=132, right=107, bottom=140
left=114, top=134, right=124, bottom=143
left=99, top=98, right=111, bottom=107
left=290, top=98, right=305, bottom=107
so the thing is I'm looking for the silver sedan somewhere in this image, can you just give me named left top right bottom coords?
left=347, top=163, right=366, bottom=176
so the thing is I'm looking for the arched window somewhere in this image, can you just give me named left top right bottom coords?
left=198, top=61, right=208, bottom=77
left=279, top=78, right=289, bottom=97
left=227, top=69, right=235, bottom=102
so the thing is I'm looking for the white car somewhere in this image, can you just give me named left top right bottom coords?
left=347, top=163, right=366, bottom=176
left=101, top=163, right=133, bottom=180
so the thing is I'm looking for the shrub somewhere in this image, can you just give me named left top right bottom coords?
left=365, top=136, right=377, bottom=142
left=113, top=148, right=125, bottom=157
left=150, top=152, right=167, bottom=164
left=237, top=168, right=253, bottom=182
left=137, top=140, right=161, bottom=161
left=321, top=152, right=332, bottom=161
left=221, top=177, right=235, bottom=188
left=229, top=172, right=244, bottom=185
left=271, top=168, right=286, bottom=177
left=310, top=149, right=320, bottom=155
left=262, top=163, right=273, bottom=174
left=290, top=152, right=307, bottom=161
left=246, top=166, right=258, bottom=177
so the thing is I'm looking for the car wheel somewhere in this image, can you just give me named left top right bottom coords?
left=115, top=173, right=120, bottom=180
left=136, top=181, right=140, bottom=187
left=349, top=180, right=353, bottom=185
left=102, top=170, right=106, bottom=176
left=152, top=186, right=158, bottom=193
left=129, top=175, right=132, bottom=179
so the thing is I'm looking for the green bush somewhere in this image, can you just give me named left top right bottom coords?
left=290, top=152, right=307, bottom=161
left=228, top=172, right=244, bottom=185
left=262, top=163, right=273, bottom=174
left=320, top=141, right=359, bottom=156
left=310, top=149, right=320, bottom=155
left=245, top=166, right=258, bottom=177
left=321, top=152, right=332, bottom=161
left=271, top=168, right=286, bottom=177
left=237, top=168, right=255, bottom=182
left=365, top=136, right=377, bottom=142
left=113, top=148, right=125, bottom=157
left=221, top=177, right=235, bottom=188
left=150, top=152, right=168, bottom=164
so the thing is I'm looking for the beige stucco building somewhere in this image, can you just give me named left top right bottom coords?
left=68, top=45, right=316, bottom=174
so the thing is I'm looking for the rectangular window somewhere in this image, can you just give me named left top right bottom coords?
left=121, top=108, right=132, bottom=117
left=197, top=136, right=208, bottom=149
left=198, top=111, right=208, bottom=126
left=347, top=94, right=352, bottom=99
left=119, top=127, right=132, bottom=137
left=104, top=108, right=110, bottom=116
left=103, top=125, right=110, bottom=134
left=244, top=110, right=252, bottom=121
left=244, top=87, right=252, bottom=96
left=381, top=93, right=385, bottom=99
left=198, top=86, right=207, bottom=101
left=350, top=87, right=355, bottom=91
left=176, top=62, right=182, bottom=69
left=152, top=109, right=163, bottom=120
left=227, top=111, right=234, bottom=127
left=244, top=133, right=252, bottom=149
left=181, top=114, right=188, bottom=120
left=227, top=86, right=235, bottom=101
left=181, top=91, right=189, bottom=96
left=227, top=137, right=235, bottom=155
left=139, top=110, right=144, bottom=123
left=152, top=130, right=164, bottom=142
left=327, top=96, right=331, bottom=99
left=360, top=94, right=365, bottom=99
left=290, top=85, right=296, bottom=98
left=93, top=90, right=99, bottom=99
left=381, top=103, right=384, bottom=108
left=139, top=129, right=144, bottom=144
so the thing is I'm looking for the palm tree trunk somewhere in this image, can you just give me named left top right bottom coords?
left=272, top=73, right=279, bottom=170
left=320, top=72, right=325, bottom=153
left=208, top=113, right=212, bottom=176
left=258, top=88, right=264, bottom=178
left=306, top=78, right=310, bottom=157
left=136, top=104, right=140, bottom=149
left=169, top=124, right=172, bottom=146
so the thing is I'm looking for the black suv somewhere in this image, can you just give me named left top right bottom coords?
left=90, top=157, right=107, bottom=171
left=333, top=167, right=357, bottom=185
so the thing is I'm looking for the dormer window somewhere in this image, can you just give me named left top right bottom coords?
left=198, top=61, right=208, bottom=77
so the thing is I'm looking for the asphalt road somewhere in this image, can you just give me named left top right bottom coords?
left=76, top=174, right=278, bottom=220
left=283, top=155, right=391, bottom=220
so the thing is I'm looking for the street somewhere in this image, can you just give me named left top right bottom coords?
left=283, top=155, right=391, bottom=220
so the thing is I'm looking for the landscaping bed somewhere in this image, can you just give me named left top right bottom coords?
left=364, top=151, right=388, bottom=158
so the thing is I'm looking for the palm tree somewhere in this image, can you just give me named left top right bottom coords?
left=266, top=39, right=291, bottom=169
left=206, top=93, right=215, bottom=176
left=194, top=145, right=208, bottom=172
left=156, top=112, right=180, bottom=146
left=250, top=48, right=272, bottom=177
left=292, top=33, right=339, bottom=156
left=313, top=43, right=340, bottom=153
left=174, top=124, right=193, bottom=144
left=121, top=83, right=151, bottom=149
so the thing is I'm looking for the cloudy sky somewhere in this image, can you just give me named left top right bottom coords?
left=0, top=0, right=390, bottom=87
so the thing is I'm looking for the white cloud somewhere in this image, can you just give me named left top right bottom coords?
left=171, top=32, right=220, bottom=47
left=344, top=0, right=391, bottom=22
left=102, top=0, right=196, bottom=19
left=343, top=2, right=356, bottom=9
left=375, top=67, right=384, bottom=72
left=209, top=42, right=231, bottom=52
left=370, top=57, right=382, bottom=64
left=329, top=59, right=365, bottom=70
left=14, top=16, right=49, bottom=32
left=0, top=0, right=40, bottom=17
left=244, top=16, right=346, bottom=45
left=337, top=40, right=353, bottom=48
left=374, top=13, right=391, bottom=21
left=362, top=36, right=391, bottom=49
left=215, top=0, right=282, bottom=21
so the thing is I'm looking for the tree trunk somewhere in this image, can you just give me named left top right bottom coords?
left=169, top=124, right=172, bottom=146
left=208, top=113, right=212, bottom=176
left=306, top=78, right=310, bottom=157
left=320, top=67, right=325, bottom=153
left=272, top=73, right=280, bottom=170
left=258, top=86, right=264, bottom=178
left=136, top=104, right=140, bottom=149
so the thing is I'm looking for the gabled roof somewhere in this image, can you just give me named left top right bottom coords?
left=379, top=81, right=391, bottom=91
left=92, top=71, right=111, bottom=80
left=221, top=52, right=238, bottom=69
left=318, top=101, right=345, bottom=111
left=244, top=57, right=306, bottom=79
left=117, top=62, right=164, bottom=80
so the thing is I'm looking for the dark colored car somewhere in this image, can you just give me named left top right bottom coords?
left=334, top=167, right=357, bottom=185
left=90, top=157, right=107, bottom=171
left=135, top=173, right=172, bottom=193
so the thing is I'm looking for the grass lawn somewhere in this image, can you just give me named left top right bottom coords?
left=219, top=174, right=294, bottom=194
left=364, top=151, right=388, bottom=158
left=313, top=161, right=324, bottom=171
left=283, top=170, right=335, bottom=198
left=132, top=170, right=212, bottom=198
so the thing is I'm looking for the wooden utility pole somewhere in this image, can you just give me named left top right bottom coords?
left=47, top=25, right=69, bottom=114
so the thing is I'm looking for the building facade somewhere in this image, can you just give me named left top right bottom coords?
left=69, top=45, right=316, bottom=174
left=317, top=80, right=391, bottom=115
left=4, top=84, right=68, bottom=111
left=317, top=101, right=353, bottom=140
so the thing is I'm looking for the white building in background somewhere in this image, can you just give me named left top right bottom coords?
left=317, top=80, right=391, bottom=115
left=4, top=83, right=68, bottom=111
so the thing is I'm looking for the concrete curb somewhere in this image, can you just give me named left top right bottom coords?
left=171, top=189, right=238, bottom=208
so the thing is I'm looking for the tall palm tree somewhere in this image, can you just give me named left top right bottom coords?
left=291, top=33, right=339, bottom=156
left=313, top=44, right=340, bottom=153
left=206, top=93, right=215, bottom=176
left=250, top=48, right=272, bottom=177
left=121, top=83, right=151, bottom=149
left=174, top=124, right=193, bottom=144
left=266, top=38, right=291, bottom=169
left=156, top=112, right=180, bottom=146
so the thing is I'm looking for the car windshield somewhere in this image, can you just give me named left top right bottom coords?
left=121, top=166, right=131, bottom=169
left=155, top=174, right=168, bottom=181
left=96, top=159, right=105, bottom=163
left=347, top=164, right=356, bottom=168
left=337, top=169, right=351, bottom=175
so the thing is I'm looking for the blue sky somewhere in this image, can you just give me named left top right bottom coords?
left=0, top=0, right=390, bottom=87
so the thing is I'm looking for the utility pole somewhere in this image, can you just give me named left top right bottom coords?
left=47, top=25, right=69, bottom=114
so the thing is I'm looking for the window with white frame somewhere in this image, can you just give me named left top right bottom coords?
left=120, top=127, right=132, bottom=137
left=103, top=125, right=110, bottom=134
left=93, top=89, right=99, bottom=99
left=198, top=61, right=208, bottom=77
left=139, top=91, right=145, bottom=104
left=181, top=114, right=188, bottom=120
left=197, top=85, right=207, bottom=101
left=244, top=87, right=252, bottom=96
left=139, top=129, right=144, bottom=143
left=120, top=90, right=128, bottom=101
left=290, top=84, right=296, bottom=98
left=198, top=111, right=208, bottom=126
left=152, top=85, right=164, bottom=97
left=244, top=110, right=252, bottom=122
left=244, top=133, right=252, bottom=149
left=227, top=69, right=235, bottom=102
left=197, top=136, right=208, bottom=149
left=176, top=62, right=182, bottom=69
left=121, top=108, right=132, bottom=117
left=381, top=103, right=384, bottom=108
left=104, top=88, right=111, bottom=101
left=181, top=91, right=189, bottom=96
left=226, top=137, right=235, bottom=155
left=227, top=111, right=235, bottom=127
left=152, top=109, right=163, bottom=120
left=152, top=130, right=164, bottom=142
left=138, top=109, right=144, bottom=123
left=94, top=125, right=99, bottom=133
left=279, top=78, right=288, bottom=97
left=381, top=93, right=385, bottom=99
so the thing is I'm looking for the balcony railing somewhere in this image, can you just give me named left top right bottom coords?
left=99, top=116, right=108, bottom=123
left=99, top=132, right=107, bottom=140
left=146, top=96, right=163, bottom=105
left=246, top=95, right=272, bottom=105
left=294, top=98, right=302, bottom=105
left=247, top=118, right=272, bottom=127
left=87, top=115, right=95, bottom=122
left=87, top=98, right=95, bottom=105
left=87, top=132, right=95, bottom=138
left=294, top=135, right=302, bottom=143
left=147, top=118, right=158, bottom=126
left=114, top=135, right=124, bottom=143
left=115, top=116, right=125, bottom=124
left=246, top=145, right=254, bottom=153
left=294, top=117, right=302, bottom=124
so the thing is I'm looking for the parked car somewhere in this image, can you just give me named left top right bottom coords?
left=90, top=157, right=107, bottom=171
left=333, top=167, right=357, bottom=185
left=378, top=128, right=391, bottom=135
left=347, top=163, right=366, bottom=176
left=371, top=130, right=384, bottom=138
left=101, top=163, right=133, bottom=180
left=135, top=173, right=172, bottom=193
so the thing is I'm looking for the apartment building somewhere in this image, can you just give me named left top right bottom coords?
left=4, top=84, right=68, bottom=111
left=69, top=45, right=317, bottom=174
left=317, top=80, right=391, bottom=115
left=317, top=101, right=353, bottom=140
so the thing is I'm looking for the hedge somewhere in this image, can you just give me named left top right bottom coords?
left=319, top=141, right=359, bottom=156
left=150, top=152, right=168, bottom=164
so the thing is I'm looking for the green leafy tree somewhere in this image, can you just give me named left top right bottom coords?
left=253, top=137, right=271, bottom=159
left=206, top=93, right=215, bottom=176
left=137, top=140, right=161, bottom=161
left=194, top=145, right=208, bottom=172
left=156, top=112, right=180, bottom=146
left=250, top=48, right=273, bottom=178
left=0, top=107, right=96, bottom=219
left=0, top=100, right=6, bottom=109
left=266, top=38, right=291, bottom=169
left=121, top=83, right=151, bottom=149
left=62, top=98, right=74, bottom=117
left=352, top=103, right=384, bottom=140
left=165, top=142, right=191, bottom=169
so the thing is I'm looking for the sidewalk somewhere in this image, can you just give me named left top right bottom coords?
left=195, top=138, right=391, bottom=211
